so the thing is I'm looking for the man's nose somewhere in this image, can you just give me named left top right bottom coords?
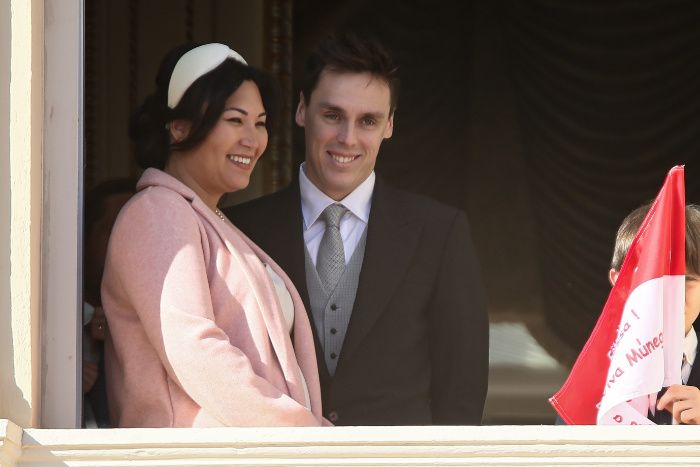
left=337, top=122, right=357, bottom=145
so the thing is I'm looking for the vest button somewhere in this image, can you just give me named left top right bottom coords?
left=328, top=411, right=339, bottom=423
left=330, top=303, right=338, bottom=311
left=330, top=328, right=337, bottom=334
left=330, top=352, right=337, bottom=359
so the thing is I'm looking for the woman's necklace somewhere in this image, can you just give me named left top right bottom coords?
left=214, top=208, right=226, bottom=222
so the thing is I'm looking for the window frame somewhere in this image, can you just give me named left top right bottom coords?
left=41, top=0, right=83, bottom=428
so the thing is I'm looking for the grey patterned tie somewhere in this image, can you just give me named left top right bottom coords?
left=317, top=203, right=347, bottom=291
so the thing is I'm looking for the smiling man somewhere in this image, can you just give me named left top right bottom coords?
left=226, top=33, right=488, bottom=426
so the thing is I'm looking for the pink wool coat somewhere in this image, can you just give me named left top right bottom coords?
left=102, top=168, right=324, bottom=427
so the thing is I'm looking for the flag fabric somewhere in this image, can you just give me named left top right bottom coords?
left=550, top=166, right=686, bottom=425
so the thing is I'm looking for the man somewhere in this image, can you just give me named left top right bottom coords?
left=226, top=33, right=488, bottom=425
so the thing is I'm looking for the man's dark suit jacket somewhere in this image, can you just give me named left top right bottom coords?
left=688, top=320, right=700, bottom=389
left=225, top=176, right=489, bottom=425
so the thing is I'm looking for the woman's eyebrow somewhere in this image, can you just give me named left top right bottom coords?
left=224, top=107, right=266, bottom=117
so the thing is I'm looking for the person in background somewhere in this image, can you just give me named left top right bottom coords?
left=608, top=203, right=700, bottom=424
left=83, top=178, right=135, bottom=428
left=227, top=33, right=489, bottom=425
left=102, top=42, right=326, bottom=427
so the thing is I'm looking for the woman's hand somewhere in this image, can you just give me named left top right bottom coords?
left=657, top=384, right=700, bottom=424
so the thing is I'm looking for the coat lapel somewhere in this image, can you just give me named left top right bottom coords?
left=196, top=202, right=298, bottom=375
left=337, top=178, right=424, bottom=366
left=235, top=229, right=322, bottom=416
left=265, top=185, right=311, bottom=316
left=190, top=186, right=311, bottom=407
left=231, top=183, right=332, bottom=383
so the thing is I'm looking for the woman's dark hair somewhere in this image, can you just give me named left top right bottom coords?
left=129, top=43, right=280, bottom=170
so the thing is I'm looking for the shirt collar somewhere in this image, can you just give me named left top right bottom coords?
left=685, top=326, right=698, bottom=367
left=299, top=162, right=375, bottom=230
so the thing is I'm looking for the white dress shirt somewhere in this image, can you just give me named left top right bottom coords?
left=299, top=163, right=374, bottom=266
left=682, top=326, right=697, bottom=385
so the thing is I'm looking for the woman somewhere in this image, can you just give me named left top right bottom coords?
left=102, top=43, right=324, bottom=427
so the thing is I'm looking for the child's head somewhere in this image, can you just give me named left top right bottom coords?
left=610, top=203, right=700, bottom=334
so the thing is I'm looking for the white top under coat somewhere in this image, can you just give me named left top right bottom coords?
left=264, top=263, right=310, bottom=410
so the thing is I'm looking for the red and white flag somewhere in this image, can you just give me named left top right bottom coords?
left=550, top=166, right=686, bottom=425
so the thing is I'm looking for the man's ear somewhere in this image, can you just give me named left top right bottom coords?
left=608, top=268, right=619, bottom=286
left=383, top=112, right=394, bottom=139
left=295, top=92, right=306, bottom=128
left=169, top=119, right=191, bottom=143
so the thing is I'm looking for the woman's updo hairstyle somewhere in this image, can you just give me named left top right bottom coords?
left=129, top=42, right=279, bottom=170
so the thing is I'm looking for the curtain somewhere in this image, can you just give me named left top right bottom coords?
left=502, top=0, right=700, bottom=349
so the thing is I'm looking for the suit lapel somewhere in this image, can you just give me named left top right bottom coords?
left=688, top=361, right=700, bottom=389
left=688, top=322, right=700, bottom=388
left=255, top=184, right=332, bottom=383
left=338, top=178, right=424, bottom=365
left=263, top=185, right=311, bottom=314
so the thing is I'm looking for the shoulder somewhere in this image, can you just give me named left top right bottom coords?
left=229, top=184, right=296, bottom=212
left=122, top=185, right=195, bottom=219
left=375, top=179, right=467, bottom=228
left=224, top=184, right=298, bottom=231
left=113, top=185, right=202, bottom=241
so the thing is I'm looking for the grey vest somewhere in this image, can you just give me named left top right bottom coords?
left=304, top=229, right=367, bottom=376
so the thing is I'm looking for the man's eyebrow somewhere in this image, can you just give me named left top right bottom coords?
left=318, top=102, right=386, bottom=119
left=318, top=102, right=344, bottom=113
left=224, top=107, right=266, bottom=117
left=360, top=111, right=386, bottom=120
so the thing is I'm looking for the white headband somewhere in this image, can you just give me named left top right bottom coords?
left=167, top=43, right=247, bottom=109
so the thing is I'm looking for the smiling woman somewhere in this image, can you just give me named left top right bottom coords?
left=166, top=80, right=269, bottom=208
left=100, top=42, right=326, bottom=428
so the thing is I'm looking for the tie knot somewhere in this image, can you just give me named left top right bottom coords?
left=322, top=203, right=346, bottom=228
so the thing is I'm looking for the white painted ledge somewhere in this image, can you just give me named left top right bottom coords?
left=0, top=419, right=22, bottom=467
left=4, top=419, right=700, bottom=466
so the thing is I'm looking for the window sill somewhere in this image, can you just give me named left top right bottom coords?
left=4, top=418, right=700, bottom=466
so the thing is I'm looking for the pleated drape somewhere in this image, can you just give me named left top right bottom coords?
left=502, top=0, right=700, bottom=348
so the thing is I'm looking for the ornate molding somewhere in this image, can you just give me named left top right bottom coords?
left=263, top=0, right=293, bottom=193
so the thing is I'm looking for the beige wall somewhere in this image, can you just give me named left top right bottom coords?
left=0, top=0, right=44, bottom=428
left=0, top=0, right=12, bottom=425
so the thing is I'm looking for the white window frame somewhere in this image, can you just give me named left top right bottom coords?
left=41, top=0, right=83, bottom=428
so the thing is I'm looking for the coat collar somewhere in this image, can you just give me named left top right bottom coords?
left=137, top=168, right=197, bottom=200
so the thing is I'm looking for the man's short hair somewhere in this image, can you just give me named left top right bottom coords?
left=611, top=203, right=700, bottom=277
left=301, top=32, right=400, bottom=114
